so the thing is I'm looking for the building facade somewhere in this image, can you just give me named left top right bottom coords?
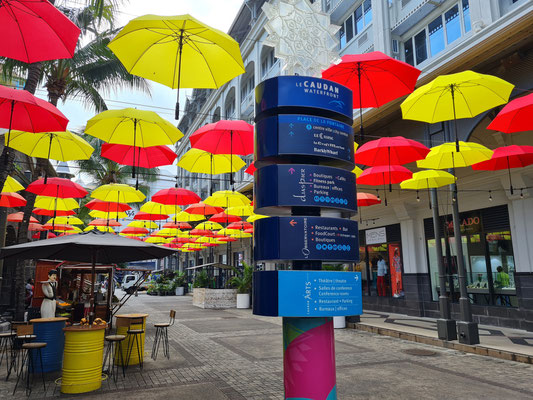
left=175, top=0, right=533, bottom=330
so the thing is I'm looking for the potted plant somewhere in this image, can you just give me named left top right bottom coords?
left=174, top=272, right=186, bottom=296
left=193, top=270, right=210, bottom=289
left=156, top=282, right=166, bottom=296
left=229, top=262, right=253, bottom=309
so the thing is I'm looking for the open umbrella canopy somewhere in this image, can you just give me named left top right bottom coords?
left=417, top=142, right=493, bottom=169
left=7, top=212, right=39, bottom=223
left=140, top=201, right=176, bottom=215
left=46, top=216, right=83, bottom=226
left=0, top=0, right=81, bottom=63
left=35, top=196, right=79, bottom=211
left=27, top=178, right=87, bottom=198
left=352, top=166, right=363, bottom=178
left=144, top=236, right=168, bottom=244
left=0, top=230, right=176, bottom=263
left=128, top=220, right=158, bottom=229
left=357, top=165, right=412, bottom=185
left=2, top=176, right=24, bottom=193
left=400, top=170, right=456, bottom=189
left=134, top=211, right=168, bottom=221
left=101, top=143, right=177, bottom=169
left=0, top=192, right=26, bottom=207
left=195, top=221, right=223, bottom=231
left=225, top=205, right=254, bottom=217
left=84, top=225, right=115, bottom=233
left=91, top=183, right=145, bottom=203
left=163, top=221, right=192, bottom=230
left=189, top=120, right=254, bottom=155
left=189, top=229, right=214, bottom=237
left=244, top=163, right=256, bottom=176
left=209, top=212, right=241, bottom=224
left=151, top=187, right=201, bottom=206
left=184, top=202, right=224, bottom=216
left=33, top=208, right=75, bottom=217
left=246, top=213, right=269, bottom=223
left=486, top=93, right=533, bottom=133
left=153, top=228, right=181, bottom=237
left=7, top=130, right=94, bottom=162
left=42, top=223, right=73, bottom=231
left=171, top=211, right=205, bottom=223
left=227, top=221, right=253, bottom=230
left=121, top=226, right=149, bottom=235
left=28, top=223, right=44, bottom=231
left=354, top=136, right=430, bottom=166
left=89, top=210, right=127, bottom=220
left=204, top=190, right=251, bottom=208
left=178, top=148, right=245, bottom=174
left=85, top=199, right=132, bottom=213
left=89, top=219, right=122, bottom=227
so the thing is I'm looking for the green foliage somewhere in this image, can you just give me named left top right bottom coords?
left=229, top=262, right=254, bottom=294
left=193, top=270, right=210, bottom=289
left=174, top=272, right=187, bottom=288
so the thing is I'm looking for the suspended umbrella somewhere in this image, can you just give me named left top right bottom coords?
left=35, top=196, right=79, bottom=228
left=128, top=220, right=158, bottom=229
left=0, top=0, right=81, bottom=63
left=0, top=85, right=68, bottom=163
left=42, top=223, right=73, bottom=231
left=33, top=208, right=75, bottom=217
left=400, top=170, right=456, bottom=208
left=247, top=213, right=269, bottom=223
left=401, top=71, right=514, bottom=151
left=357, top=192, right=381, bottom=207
left=217, top=236, right=237, bottom=243
left=322, top=51, right=421, bottom=141
left=101, top=143, right=177, bottom=172
left=46, top=216, right=83, bottom=226
left=209, top=212, right=241, bottom=224
left=120, top=235, right=144, bottom=241
left=227, top=221, right=253, bottom=230
left=85, top=225, right=115, bottom=233
left=172, top=211, right=205, bottom=223
left=217, top=228, right=242, bottom=237
left=195, top=221, right=224, bottom=231
left=144, top=236, right=167, bottom=244
left=357, top=165, right=412, bottom=206
left=417, top=142, right=493, bottom=170
left=244, top=228, right=253, bottom=234
left=58, top=231, right=79, bottom=236
left=134, top=211, right=168, bottom=221
left=154, top=228, right=181, bottom=238
left=0, top=192, right=26, bottom=207
left=195, top=237, right=222, bottom=245
left=2, top=176, right=24, bottom=193
left=33, top=231, right=55, bottom=239
left=163, top=221, right=192, bottom=230
left=89, top=210, right=128, bottom=220
left=85, top=108, right=183, bottom=188
left=7, top=131, right=93, bottom=181
left=27, top=223, right=44, bottom=232
left=85, top=199, right=132, bottom=213
left=471, top=145, right=533, bottom=195
left=226, top=230, right=252, bottom=239
left=189, top=229, right=215, bottom=237
left=353, top=166, right=363, bottom=178
left=204, top=190, right=251, bottom=208
left=225, top=205, right=254, bottom=217
left=171, top=236, right=196, bottom=244
left=178, top=148, right=245, bottom=194
left=163, top=243, right=181, bottom=249
left=245, top=163, right=256, bottom=176
left=184, top=202, right=223, bottom=216
left=121, top=226, right=149, bottom=236
left=89, top=219, right=122, bottom=227
left=140, top=201, right=176, bottom=215
left=108, top=14, right=245, bottom=119
left=152, top=187, right=201, bottom=218
left=7, top=212, right=39, bottom=223
left=486, top=93, right=533, bottom=133
left=27, top=178, right=87, bottom=198
left=91, top=183, right=145, bottom=205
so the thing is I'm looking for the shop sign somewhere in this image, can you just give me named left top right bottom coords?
left=254, top=164, right=357, bottom=214
left=366, top=227, right=387, bottom=245
left=445, top=212, right=482, bottom=235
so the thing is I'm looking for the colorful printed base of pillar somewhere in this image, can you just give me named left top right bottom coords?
left=283, top=317, right=337, bottom=400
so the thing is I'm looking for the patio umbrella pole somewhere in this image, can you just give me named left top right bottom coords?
left=450, top=85, right=460, bottom=153
left=388, top=147, right=392, bottom=192
left=132, top=119, right=137, bottom=182
left=4, top=100, right=14, bottom=165
left=44, top=134, right=53, bottom=184
left=507, top=156, right=514, bottom=195
left=357, top=63, right=364, bottom=143
left=90, top=251, right=97, bottom=323
left=175, top=30, right=184, bottom=120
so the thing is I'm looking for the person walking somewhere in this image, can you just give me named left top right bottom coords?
left=377, top=255, right=387, bottom=296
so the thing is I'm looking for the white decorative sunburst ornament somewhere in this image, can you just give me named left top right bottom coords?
left=262, top=0, right=340, bottom=77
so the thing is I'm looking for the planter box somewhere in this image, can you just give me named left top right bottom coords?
left=193, top=288, right=237, bottom=309
left=236, top=293, right=250, bottom=309
left=175, top=287, right=185, bottom=296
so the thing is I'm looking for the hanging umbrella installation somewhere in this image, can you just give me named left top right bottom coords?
left=486, top=93, right=533, bottom=134
left=356, top=192, right=381, bottom=223
left=417, top=142, right=493, bottom=170
left=27, top=178, right=87, bottom=199
left=108, top=14, right=245, bottom=119
left=400, top=170, right=456, bottom=209
left=356, top=165, right=412, bottom=206
left=7, top=212, right=39, bottom=224
left=85, top=199, right=132, bottom=213
left=2, top=176, right=24, bottom=193
left=322, top=52, right=421, bottom=141
left=101, top=143, right=177, bottom=170
left=33, top=208, right=75, bottom=217
left=0, top=193, right=27, bottom=208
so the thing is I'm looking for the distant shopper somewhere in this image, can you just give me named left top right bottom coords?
left=25, top=278, right=34, bottom=308
left=494, top=266, right=510, bottom=288
left=377, top=255, right=387, bottom=296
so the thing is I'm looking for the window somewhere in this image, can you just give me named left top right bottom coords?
left=225, top=99, right=235, bottom=119
left=403, top=1, right=471, bottom=67
left=240, top=77, right=254, bottom=100
left=261, top=48, right=275, bottom=77
left=339, top=1, right=372, bottom=49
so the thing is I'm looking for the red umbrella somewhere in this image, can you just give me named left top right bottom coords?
left=27, top=178, right=87, bottom=198
left=322, top=52, right=421, bottom=141
left=33, top=208, right=75, bottom=217
left=7, top=212, right=39, bottom=223
left=33, top=231, right=55, bottom=239
left=134, top=211, right=168, bottom=221
left=85, top=199, right=131, bottom=213
left=244, top=227, right=254, bottom=234
left=0, top=192, right=27, bottom=207
left=27, top=223, right=44, bottom=231
left=357, top=192, right=381, bottom=207
left=42, top=223, right=73, bottom=231
left=244, top=162, right=256, bottom=176
left=487, top=93, right=533, bottom=134
left=355, top=136, right=430, bottom=166
left=121, top=226, right=149, bottom=235
left=217, top=236, right=237, bottom=242
left=152, top=187, right=201, bottom=216
left=163, top=243, right=181, bottom=249
left=227, top=221, right=253, bottom=230
left=472, top=145, right=533, bottom=195
left=357, top=165, right=412, bottom=206
left=0, top=0, right=80, bottom=63
left=209, top=212, right=241, bottom=223
left=184, top=202, right=223, bottom=216
left=189, top=229, right=215, bottom=237
left=163, top=221, right=192, bottom=230
left=89, top=219, right=122, bottom=227
left=0, top=85, right=68, bottom=159
left=171, top=237, right=196, bottom=244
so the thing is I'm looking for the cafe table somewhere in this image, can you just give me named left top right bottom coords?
left=115, top=313, right=149, bottom=366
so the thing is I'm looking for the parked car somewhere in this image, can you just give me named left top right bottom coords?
left=122, top=274, right=148, bottom=294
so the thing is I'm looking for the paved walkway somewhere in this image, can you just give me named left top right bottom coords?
left=356, top=311, right=533, bottom=359
left=0, top=293, right=532, bottom=399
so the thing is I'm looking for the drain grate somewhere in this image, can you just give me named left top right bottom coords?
left=402, top=348, right=438, bottom=357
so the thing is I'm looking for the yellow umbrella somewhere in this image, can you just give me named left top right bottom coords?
left=247, top=213, right=269, bottom=223
left=400, top=170, right=456, bottom=208
left=91, top=183, right=145, bottom=203
left=128, top=220, right=158, bottom=229
left=225, top=205, right=254, bottom=217
left=417, top=142, right=493, bottom=170
left=85, top=225, right=115, bottom=233
left=352, top=166, right=363, bottom=178
left=120, top=232, right=145, bottom=238
left=204, top=190, right=251, bottom=208
left=196, top=237, right=223, bottom=245
left=2, top=176, right=24, bottom=193
left=181, top=243, right=206, bottom=250
left=401, top=71, right=513, bottom=149
left=46, top=216, right=83, bottom=225
left=144, top=236, right=167, bottom=244
left=108, top=14, right=245, bottom=119
left=54, top=225, right=82, bottom=233
left=140, top=201, right=177, bottom=215
left=227, top=230, right=252, bottom=239
left=7, top=130, right=94, bottom=162
left=178, top=148, right=245, bottom=175
left=155, top=228, right=182, bottom=237
left=89, top=210, right=128, bottom=220
left=35, top=196, right=79, bottom=211
left=172, top=211, right=205, bottom=223
left=195, top=221, right=223, bottom=231
left=217, top=228, right=242, bottom=237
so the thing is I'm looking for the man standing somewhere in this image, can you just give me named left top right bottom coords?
left=377, top=255, right=387, bottom=296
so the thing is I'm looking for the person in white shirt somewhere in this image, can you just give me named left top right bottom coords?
left=377, top=256, right=387, bottom=296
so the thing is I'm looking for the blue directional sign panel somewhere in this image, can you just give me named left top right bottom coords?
left=254, top=216, right=359, bottom=262
left=255, top=76, right=353, bottom=124
left=252, top=270, right=363, bottom=317
left=255, top=114, right=355, bottom=168
left=255, top=164, right=357, bottom=214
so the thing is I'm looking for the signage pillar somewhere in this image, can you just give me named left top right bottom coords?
left=253, top=76, right=361, bottom=400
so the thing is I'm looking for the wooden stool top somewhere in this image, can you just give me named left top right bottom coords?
left=127, top=329, right=144, bottom=334
left=0, top=332, right=16, bottom=338
left=105, top=335, right=126, bottom=342
left=22, top=342, right=46, bottom=349
left=154, top=323, right=170, bottom=328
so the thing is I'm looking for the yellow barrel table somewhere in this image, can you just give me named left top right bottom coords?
left=115, top=313, right=148, bottom=366
left=61, top=325, right=106, bottom=394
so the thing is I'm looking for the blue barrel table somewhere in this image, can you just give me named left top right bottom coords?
left=30, top=317, right=68, bottom=372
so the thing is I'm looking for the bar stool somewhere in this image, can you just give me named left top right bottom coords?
left=0, top=332, right=16, bottom=373
left=13, top=342, right=47, bottom=396
left=151, top=310, right=175, bottom=361
left=103, top=334, right=126, bottom=382
left=7, top=324, right=36, bottom=381
left=125, top=317, right=144, bottom=370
